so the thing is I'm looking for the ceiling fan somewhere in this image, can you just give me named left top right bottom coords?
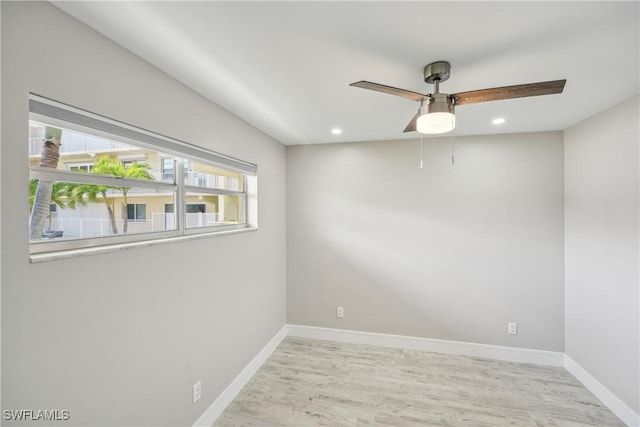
left=350, top=61, right=566, bottom=134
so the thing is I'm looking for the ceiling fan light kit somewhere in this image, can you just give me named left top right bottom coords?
left=416, top=111, right=455, bottom=134
left=350, top=61, right=565, bottom=136
left=417, top=92, right=455, bottom=134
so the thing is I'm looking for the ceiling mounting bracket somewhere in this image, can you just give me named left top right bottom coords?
left=424, top=61, right=451, bottom=85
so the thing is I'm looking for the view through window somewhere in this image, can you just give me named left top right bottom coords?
left=28, top=95, right=257, bottom=256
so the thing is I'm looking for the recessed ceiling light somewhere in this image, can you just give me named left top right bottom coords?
left=492, top=117, right=506, bottom=125
left=331, top=128, right=342, bottom=135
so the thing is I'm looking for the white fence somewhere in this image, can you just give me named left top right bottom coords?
left=48, top=212, right=223, bottom=239
left=156, top=212, right=222, bottom=229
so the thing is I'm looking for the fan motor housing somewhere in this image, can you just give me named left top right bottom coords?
left=422, top=93, right=455, bottom=114
left=424, top=61, right=451, bottom=84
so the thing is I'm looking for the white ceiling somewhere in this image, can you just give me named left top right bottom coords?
left=53, top=1, right=639, bottom=146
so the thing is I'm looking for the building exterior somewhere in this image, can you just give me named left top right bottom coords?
left=29, top=121, right=245, bottom=240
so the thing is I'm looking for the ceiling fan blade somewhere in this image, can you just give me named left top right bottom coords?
left=452, top=79, right=566, bottom=106
left=403, top=112, right=419, bottom=133
left=350, top=81, right=427, bottom=102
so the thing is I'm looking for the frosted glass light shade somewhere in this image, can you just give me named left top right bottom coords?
left=416, top=112, right=455, bottom=134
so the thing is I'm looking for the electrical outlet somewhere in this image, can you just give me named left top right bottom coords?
left=337, top=306, right=344, bottom=318
left=508, top=322, right=517, bottom=335
left=192, top=380, right=201, bottom=404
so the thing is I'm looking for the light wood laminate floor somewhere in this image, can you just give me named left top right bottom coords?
left=215, top=337, right=624, bottom=426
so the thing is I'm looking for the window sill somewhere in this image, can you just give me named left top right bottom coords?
left=29, top=226, right=257, bottom=264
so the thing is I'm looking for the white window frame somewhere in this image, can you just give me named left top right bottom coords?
left=28, top=94, right=257, bottom=259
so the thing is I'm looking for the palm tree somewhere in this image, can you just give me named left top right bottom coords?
left=30, top=180, right=82, bottom=232
left=69, top=156, right=154, bottom=234
left=69, top=180, right=117, bottom=233
left=116, top=161, right=155, bottom=233
left=29, top=180, right=82, bottom=210
left=29, top=127, right=62, bottom=240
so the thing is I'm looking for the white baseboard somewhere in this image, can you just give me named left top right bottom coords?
left=287, top=324, right=565, bottom=367
left=195, top=324, right=637, bottom=427
left=564, top=355, right=639, bottom=427
left=192, top=325, right=287, bottom=427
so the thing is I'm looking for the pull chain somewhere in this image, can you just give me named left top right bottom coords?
left=450, top=134, right=455, bottom=167
left=420, top=134, right=424, bottom=169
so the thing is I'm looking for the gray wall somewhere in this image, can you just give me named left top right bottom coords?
left=3, top=2, right=637, bottom=424
left=564, top=96, right=640, bottom=414
left=287, top=132, right=565, bottom=351
left=1, top=2, right=286, bottom=426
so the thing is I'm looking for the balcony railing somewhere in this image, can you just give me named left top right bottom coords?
left=152, top=172, right=241, bottom=191
left=29, top=133, right=132, bottom=156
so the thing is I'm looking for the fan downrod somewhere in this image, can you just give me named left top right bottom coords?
left=424, top=61, right=451, bottom=84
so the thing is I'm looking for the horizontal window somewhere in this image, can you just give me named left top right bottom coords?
left=28, top=94, right=257, bottom=258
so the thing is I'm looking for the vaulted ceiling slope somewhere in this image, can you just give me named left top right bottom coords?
left=53, top=1, right=639, bottom=146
